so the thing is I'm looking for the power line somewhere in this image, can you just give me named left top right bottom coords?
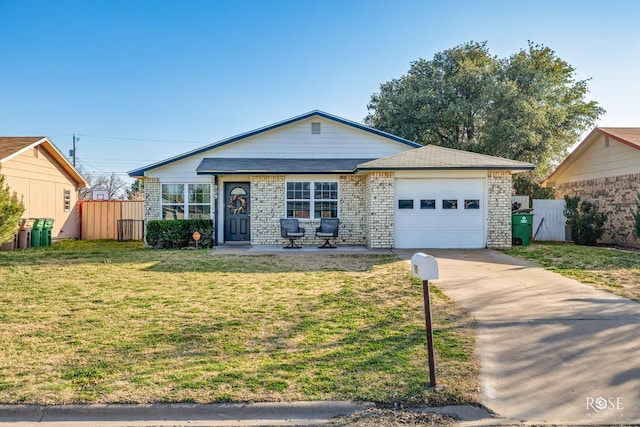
left=76, top=133, right=210, bottom=145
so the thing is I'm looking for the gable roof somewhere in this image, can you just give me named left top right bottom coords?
left=0, top=137, right=44, bottom=161
left=543, top=127, right=640, bottom=186
left=128, top=110, right=421, bottom=178
left=197, top=158, right=375, bottom=175
left=357, top=145, right=535, bottom=172
left=0, top=136, right=88, bottom=187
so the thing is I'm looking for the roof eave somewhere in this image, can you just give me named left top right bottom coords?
left=2, top=137, right=88, bottom=187
left=128, top=110, right=421, bottom=177
left=196, top=170, right=358, bottom=175
left=357, top=166, right=535, bottom=172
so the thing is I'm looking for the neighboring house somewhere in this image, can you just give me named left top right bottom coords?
left=543, top=127, right=640, bottom=247
left=129, top=111, right=534, bottom=249
left=0, top=137, right=87, bottom=239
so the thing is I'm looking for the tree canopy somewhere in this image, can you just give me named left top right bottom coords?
left=365, top=41, right=604, bottom=189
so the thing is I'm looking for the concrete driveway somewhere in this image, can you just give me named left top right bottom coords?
left=395, top=249, right=640, bottom=425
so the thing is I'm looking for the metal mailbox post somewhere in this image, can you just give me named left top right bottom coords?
left=411, top=252, right=440, bottom=387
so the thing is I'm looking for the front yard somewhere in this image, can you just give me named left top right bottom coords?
left=0, top=241, right=477, bottom=406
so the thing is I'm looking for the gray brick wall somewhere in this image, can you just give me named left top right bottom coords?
left=144, top=177, right=161, bottom=221
left=365, top=171, right=394, bottom=248
left=556, top=173, right=640, bottom=247
left=338, top=175, right=367, bottom=245
left=250, top=175, right=286, bottom=244
left=487, top=171, right=512, bottom=249
left=250, top=175, right=368, bottom=246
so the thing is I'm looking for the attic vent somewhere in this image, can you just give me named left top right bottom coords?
left=604, top=136, right=610, bottom=148
left=311, top=122, right=321, bottom=135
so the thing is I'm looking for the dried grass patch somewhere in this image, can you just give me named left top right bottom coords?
left=0, top=240, right=477, bottom=405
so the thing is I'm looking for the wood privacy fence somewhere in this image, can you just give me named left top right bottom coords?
left=79, top=201, right=144, bottom=241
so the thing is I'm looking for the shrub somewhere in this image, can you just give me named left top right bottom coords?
left=0, top=168, right=25, bottom=243
left=145, top=219, right=214, bottom=249
left=632, top=191, right=640, bottom=240
left=563, top=195, right=608, bottom=246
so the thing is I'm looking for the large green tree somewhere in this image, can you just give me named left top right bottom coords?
left=0, top=166, right=25, bottom=243
left=366, top=41, right=604, bottom=194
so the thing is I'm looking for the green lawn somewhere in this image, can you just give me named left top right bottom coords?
left=0, top=240, right=477, bottom=405
left=502, top=242, right=640, bottom=302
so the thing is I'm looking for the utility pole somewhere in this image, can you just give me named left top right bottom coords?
left=71, top=134, right=79, bottom=167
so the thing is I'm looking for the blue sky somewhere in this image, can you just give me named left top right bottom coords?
left=2, top=0, right=639, bottom=185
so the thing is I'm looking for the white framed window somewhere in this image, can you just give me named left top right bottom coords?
left=64, top=189, right=71, bottom=212
left=286, top=181, right=338, bottom=219
left=161, top=183, right=211, bottom=220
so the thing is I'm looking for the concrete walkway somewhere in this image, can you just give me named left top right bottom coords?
left=211, top=244, right=393, bottom=255
left=395, top=249, right=640, bottom=425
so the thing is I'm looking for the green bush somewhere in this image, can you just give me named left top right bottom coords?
left=145, top=219, right=214, bottom=249
left=563, top=195, right=608, bottom=246
left=632, top=191, right=640, bottom=240
left=0, top=167, right=25, bottom=243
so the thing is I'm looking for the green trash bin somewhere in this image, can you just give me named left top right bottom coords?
left=512, top=213, right=534, bottom=246
left=42, top=218, right=55, bottom=246
left=31, top=219, right=45, bottom=248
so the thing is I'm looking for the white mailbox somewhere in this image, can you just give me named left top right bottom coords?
left=411, top=252, right=439, bottom=280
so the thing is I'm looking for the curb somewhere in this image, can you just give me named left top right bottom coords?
left=0, top=401, right=375, bottom=426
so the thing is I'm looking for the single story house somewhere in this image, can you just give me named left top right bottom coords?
left=129, top=111, right=534, bottom=249
left=0, top=137, right=87, bottom=239
left=543, top=127, right=640, bottom=247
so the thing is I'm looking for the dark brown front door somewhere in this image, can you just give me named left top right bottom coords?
left=224, top=182, right=250, bottom=242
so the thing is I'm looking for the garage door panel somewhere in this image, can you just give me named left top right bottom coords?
left=394, top=179, right=485, bottom=249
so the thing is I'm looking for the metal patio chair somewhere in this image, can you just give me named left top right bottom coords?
left=315, top=218, right=340, bottom=248
left=280, top=218, right=305, bottom=249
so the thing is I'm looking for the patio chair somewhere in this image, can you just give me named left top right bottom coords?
left=280, top=218, right=305, bottom=249
left=315, top=218, right=340, bottom=248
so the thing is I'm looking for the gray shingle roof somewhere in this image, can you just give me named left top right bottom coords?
left=357, top=145, right=535, bottom=171
left=196, top=158, right=375, bottom=174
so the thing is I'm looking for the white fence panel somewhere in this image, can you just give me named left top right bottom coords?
left=532, top=199, right=566, bottom=241
left=512, top=195, right=530, bottom=210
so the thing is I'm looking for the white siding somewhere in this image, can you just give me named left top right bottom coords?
left=147, top=117, right=414, bottom=180
left=210, top=118, right=411, bottom=159
left=147, top=156, right=216, bottom=181
left=556, top=134, right=640, bottom=184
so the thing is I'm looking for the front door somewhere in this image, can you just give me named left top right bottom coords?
left=224, top=182, right=251, bottom=242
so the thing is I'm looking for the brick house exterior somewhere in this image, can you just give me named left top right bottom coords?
left=544, top=128, right=640, bottom=247
left=132, top=111, right=533, bottom=249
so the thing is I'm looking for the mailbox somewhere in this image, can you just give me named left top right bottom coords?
left=411, top=252, right=439, bottom=280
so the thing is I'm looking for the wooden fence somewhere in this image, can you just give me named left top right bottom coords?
left=80, top=201, right=144, bottom=241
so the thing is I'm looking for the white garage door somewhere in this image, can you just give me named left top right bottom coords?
left=395, top=179, right=485, bottom=248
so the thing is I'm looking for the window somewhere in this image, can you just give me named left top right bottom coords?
left=188, top=184, right=212, bottom=219
left=465, top=199, right=480, bottom=209
left=420, top=199, right=436, bottom=209
left=286, top=181, right=337, bottom=218
left=314, top=182, right=337, bottom=218
left=443, top=199, right=458, bottom=209
left=162, top=183, right=211, bottom=220
left=398, top=199, right=414, bottom=209
left=64, top=189, right=71, bottom=212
